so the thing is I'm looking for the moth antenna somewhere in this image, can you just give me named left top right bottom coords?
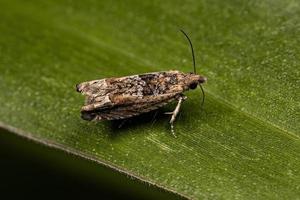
left=180, top=30, right=205, bottom=107
left=180, top=29, right=196, bottom=74
left=200, top=85, right=205, bottom=107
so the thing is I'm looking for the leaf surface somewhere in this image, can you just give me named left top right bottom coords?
left=0, top=0, right=299, bottom=199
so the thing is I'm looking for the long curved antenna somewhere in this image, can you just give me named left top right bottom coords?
left=180, top=29, right=196, bottom=74
left=180, top=29, right=205, bottom=107
left=199, top=85, right=205, bottom=107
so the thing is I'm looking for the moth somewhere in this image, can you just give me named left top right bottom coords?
left=76, top=30, right=207, bottom=136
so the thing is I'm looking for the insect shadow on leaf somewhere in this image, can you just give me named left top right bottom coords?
left=106, top=109, right=170, bottom=138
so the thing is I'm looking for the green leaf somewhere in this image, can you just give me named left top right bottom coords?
left=0, top=0, right=299, bottom=199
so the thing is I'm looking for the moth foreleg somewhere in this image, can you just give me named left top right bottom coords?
left=166, top=95, right=187, bottom=137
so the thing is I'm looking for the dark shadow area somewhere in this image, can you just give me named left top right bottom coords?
left=105, top=108, right=171, bottom=139
left=0, top=128, right=185, bottom=200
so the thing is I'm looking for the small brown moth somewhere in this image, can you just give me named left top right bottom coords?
left=76, top=30, right=207, bottom=136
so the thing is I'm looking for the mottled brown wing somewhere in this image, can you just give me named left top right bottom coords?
left=77, top=71, right=188, bottom=121
left=81, top=92, right=179, bottom=121
left=76, top=75, right=142, bottom=106
left=77, top=71, right=185, bottom=111
left=77, top=74, right=150, bottom=108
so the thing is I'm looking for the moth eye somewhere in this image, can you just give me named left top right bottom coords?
left=189, top=82, right=198, bottom=90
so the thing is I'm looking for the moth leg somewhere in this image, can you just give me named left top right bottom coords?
left=151, top=110, right=159, bottom=126
left=165, top=95, right=187, bottom=137
left=118, top=119, right=128, bottom=128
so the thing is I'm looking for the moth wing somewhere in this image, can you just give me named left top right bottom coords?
left=76, top=70, right=180, bottom=97
left=77, top=75, right=145, bottom=105
left=81, top=94, right=141, bottom=112
left=77, top=71, right=184, bottom=119
left=76, top=79, right=110, bottom=96
left=83, top=92, right=179, bottom=121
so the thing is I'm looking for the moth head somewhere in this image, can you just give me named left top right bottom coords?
left=187, top=73, right=207, bottom=90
